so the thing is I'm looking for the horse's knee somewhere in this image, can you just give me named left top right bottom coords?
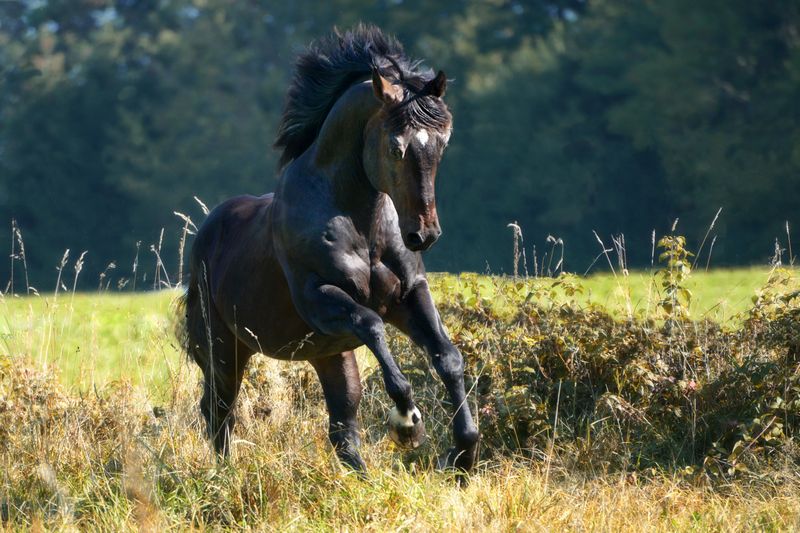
left=358, top=317, right=385, bottom=344
left=433, top=345, right=465, bottom=383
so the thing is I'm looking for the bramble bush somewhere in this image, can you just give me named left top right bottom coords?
left=366, top=237, right=800, bottom=482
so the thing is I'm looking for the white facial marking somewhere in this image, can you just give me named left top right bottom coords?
left=415, top=129, right=429, bottom=147
left=389, top=406, right=421, bottom=429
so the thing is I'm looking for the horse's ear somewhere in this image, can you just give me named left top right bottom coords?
left=426, top=70, right=447, bottom=98
left=372, top=69, right=403, bottom=105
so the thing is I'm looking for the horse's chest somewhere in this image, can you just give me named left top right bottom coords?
left=334, top=255, right=401, bottom=314
left=323, top=219, right=403, bottom=313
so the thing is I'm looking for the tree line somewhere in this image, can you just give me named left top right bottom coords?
left=2, top=0, right=798, bottom=289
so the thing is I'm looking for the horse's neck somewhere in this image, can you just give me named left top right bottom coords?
left=311, top=82, right=384, bottom=227
left=312, top=83, right=377, bottom=200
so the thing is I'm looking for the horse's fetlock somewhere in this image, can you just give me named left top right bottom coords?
left=457, top=427, right=480, bottom=448
left=390, top=380, right=412, bottom=403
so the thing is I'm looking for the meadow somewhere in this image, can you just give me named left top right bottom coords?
left=1, top=263, right=799, bottom=530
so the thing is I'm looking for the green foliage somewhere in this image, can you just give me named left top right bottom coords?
left=376, top=265, right=800, bottom=480
left=657, top=235, right=694, bottom=321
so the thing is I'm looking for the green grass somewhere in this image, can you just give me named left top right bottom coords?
left=1, top=290, right=181, bottom=397
left=580, top=267, right=774, bottom=321
left=431, top=267, right=778, bottom=323
left=0, top=268, right=780, bottom=394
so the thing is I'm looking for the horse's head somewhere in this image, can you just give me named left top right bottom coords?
left=363, top=69, right=452, bottom=252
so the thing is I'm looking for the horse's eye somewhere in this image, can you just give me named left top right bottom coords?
left=390, top=145, right=404, bottom=160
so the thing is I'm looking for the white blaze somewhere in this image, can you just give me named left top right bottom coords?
left=415, top=129, right=429, bottom=147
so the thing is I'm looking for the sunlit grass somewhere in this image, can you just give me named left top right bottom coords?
left=2, top=266, right=799, bottom=530
left=1, top=268, right=782, bottom=395
left=1, top=291, right=180, bottom=397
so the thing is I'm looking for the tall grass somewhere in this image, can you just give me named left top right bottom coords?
left=2, top=220, right=799, bottom=530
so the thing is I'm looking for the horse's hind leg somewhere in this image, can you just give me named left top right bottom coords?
left=198, top=336, right=253, bottom=456
left=309, top=351, right=366, bottom=472
left=185, top=288, right=254, bottom=456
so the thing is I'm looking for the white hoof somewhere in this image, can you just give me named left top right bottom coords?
left=388, top=406, right=425, bottom=449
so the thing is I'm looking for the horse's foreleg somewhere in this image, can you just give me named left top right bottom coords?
left=309, top=351, right=366, bottom=472
left=302, top=283, right=425, bottom=450
left=390, top=280, right=479, bottom=473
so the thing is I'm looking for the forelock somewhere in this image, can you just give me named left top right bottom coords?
left=385, top=91, right=451, bottom=136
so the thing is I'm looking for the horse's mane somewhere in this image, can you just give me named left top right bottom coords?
left=274, top=24, right=449, bottom=169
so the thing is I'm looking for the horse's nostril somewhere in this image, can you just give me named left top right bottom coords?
left=407, top=232, right=424, bottom=247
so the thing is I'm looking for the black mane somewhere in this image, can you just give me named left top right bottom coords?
left=274, top=24, right=450, bottom=169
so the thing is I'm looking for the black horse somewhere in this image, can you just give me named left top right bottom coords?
left=180, top=25, right=478, bottom=473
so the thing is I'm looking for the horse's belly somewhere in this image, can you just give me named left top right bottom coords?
left=263, top=332, right=363, bottom=361
left=214, top=249, right=362, bottom=360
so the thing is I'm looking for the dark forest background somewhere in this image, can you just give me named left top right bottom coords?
left=2, top=0, right=799, bottom=289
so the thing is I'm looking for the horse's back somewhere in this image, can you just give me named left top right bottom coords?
left=193, top=192, right=272, bottom=257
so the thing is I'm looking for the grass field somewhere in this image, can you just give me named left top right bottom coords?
left=2, top=267, right=800, bottom=530
left=1, top=268, right=776, bottom=394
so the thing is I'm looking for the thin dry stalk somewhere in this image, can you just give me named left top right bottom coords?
left=646, top=229, right=656, bottom=319
left=544, top=379, right=562, bottom=493
left=66, top=251, right=88, bottom=330
left=174, top=212, right=197, bottom=287
left=650, top=229, right=656, bottom=270
left=705, top=235, right=718, bottom=272
left=152, top=228, right=166, bottom=290
left=98, top=262, right=116, bottom=292
left=506, top=222, right=528, bottom=279
left=54, top=250, right=70, bottom=300
left=194, top=196, right=210, bottom=216
left=131, top=241, right=141, bottom=291
left=693, top=207, right=722, bottom=269
left=772, top=238, right=784, bottom=267
left=545, top=235, right=563, bottom=277
left=150, top=229, right=172, bottom=290
left=12, top=220, right=31, bottom=295
left=7, top=220, right=14, bottom=295
left=592, top=231, right=632, bottom=318
left=611, top=234, right=628, bottom=276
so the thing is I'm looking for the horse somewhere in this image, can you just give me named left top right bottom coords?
left=179, top=25, right=479, bottom=474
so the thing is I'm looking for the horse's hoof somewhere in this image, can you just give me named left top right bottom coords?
left=437, top=445, right=477, bottom=471
left=436, top=447, right=459, bottom=471
left=437, top=447, right=471, bottom=486
left=387, top=406, right=426, bottom=449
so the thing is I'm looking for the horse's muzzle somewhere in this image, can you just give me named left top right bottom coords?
left=405, top=227, right=441, bottom=251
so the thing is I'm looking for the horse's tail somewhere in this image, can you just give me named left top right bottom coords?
left=174, top=274, right=197, bottom=360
